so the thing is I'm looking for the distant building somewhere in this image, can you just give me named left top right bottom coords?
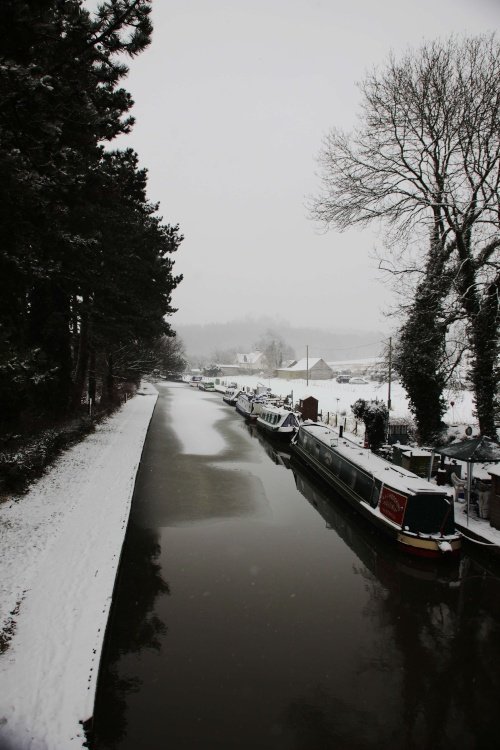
left=217, top=364, right=240, bottom=376
left=217, top=351, right=266, bottom=376
left=235, top=351, right=267, bottom=372
left=275, top=357, right=333, bottom=380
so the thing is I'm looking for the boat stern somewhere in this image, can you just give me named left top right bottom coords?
left=397, top=531, right=461, bottom=558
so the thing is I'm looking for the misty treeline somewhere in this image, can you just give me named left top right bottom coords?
left=207, top=329, right=295, bottom=373
left=313, top=33, right=500, bottom=442
left=0, top=0, right=184, bottom=438
left=178, top=317, right=384, bottom=364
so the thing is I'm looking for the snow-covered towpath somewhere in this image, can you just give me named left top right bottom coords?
left=0, top=383, right=158, bottom=750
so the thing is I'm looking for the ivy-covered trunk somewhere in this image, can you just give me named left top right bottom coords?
left=395, top=309, right=447, bottom=444
left=393, top=237, right=450, bottom=445
left=466, top=281, right=499, bottom=437
left=455, top=236, right=499, bottom=438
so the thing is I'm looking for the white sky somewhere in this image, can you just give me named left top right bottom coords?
left=111, top=0, right=500, bottom=331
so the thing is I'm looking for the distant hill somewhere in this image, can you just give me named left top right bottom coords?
left=174, top=316, right=386, bottom=362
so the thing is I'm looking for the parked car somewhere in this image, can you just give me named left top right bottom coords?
left=349, top=377, right=369, bottom=384
left=336, top=375, right=350, bottom=383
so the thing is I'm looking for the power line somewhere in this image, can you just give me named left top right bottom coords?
left=331, top=340, right=385, bottom=352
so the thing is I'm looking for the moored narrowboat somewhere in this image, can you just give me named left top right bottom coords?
left=222, top=387, right=240, bottom=405
left=255, top=405, right=300, bottom=442
left=290, top=423, right=461, bottom=558
left=235, top=392, right=268, bottom=421
left=198, top=380, right=215, bottom=391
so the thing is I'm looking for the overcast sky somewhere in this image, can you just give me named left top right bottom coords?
left=110, top=0, right=499, bottom=332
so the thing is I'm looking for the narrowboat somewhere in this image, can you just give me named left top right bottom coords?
left=255, top=405, right=300, bottom=442
left=291, top=462, right=460, bottom=582
left=198, top=380, right=215, bottom=391
left=290, top=423, right=461, bottom=558
left=235, top=392, right=268, bottom=421
left=222, top=387, right=240, bottom=405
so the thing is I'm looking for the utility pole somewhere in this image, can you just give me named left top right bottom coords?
left=387, top=336, right=392, bottom=411
left=306, top=345, right=309, bottom=386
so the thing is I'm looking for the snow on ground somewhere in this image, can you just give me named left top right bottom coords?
left=0, top=383, right=158, bottom=750
left=222, top=374, right=478, bottom=435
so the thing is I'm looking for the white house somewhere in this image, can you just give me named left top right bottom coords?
left=235, top=351, right=267, bottom=372
left=274, top=357, right=333, bottom=380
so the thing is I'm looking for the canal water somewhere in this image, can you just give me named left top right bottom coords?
left=92, top=383, right=500, bottom=750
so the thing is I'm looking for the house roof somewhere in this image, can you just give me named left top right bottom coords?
left=277, top=357, right=331, bottom=372
left=235, top=351, right=264, bottom=365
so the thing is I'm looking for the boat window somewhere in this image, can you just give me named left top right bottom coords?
left=331, top=453, right=342, bottom=476
left=403, top=493, right=455, bottom=534
left=320, top=445, right=329, bottom=464
left=339, top=457, right=357, bottom=489
left=354, top=471, right=374, bottom=503
left=370, top=480, right=381, bottom=508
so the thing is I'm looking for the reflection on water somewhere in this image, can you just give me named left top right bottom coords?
left=91, top=524, right=169, bottom=749
left=92, top=385, right=500, bottom=750
left=245, top=422, right=292, bottom=469
left=289, top=459, right=500, bottom=749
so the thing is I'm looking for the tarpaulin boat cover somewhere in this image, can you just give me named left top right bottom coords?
left=436, top=436, right=500, bottom=463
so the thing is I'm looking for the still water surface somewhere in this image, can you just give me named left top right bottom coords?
left=92, top=383, right=500, bottom=749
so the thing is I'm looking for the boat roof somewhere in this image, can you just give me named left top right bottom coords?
left=261, top=404, right=293, bottom=416
left=299, top=423, right=449, bottom=497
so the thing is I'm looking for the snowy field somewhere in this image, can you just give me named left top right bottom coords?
left=0, top=383, right=158, bottom=750
left=220, top=374, right=478, bottom=436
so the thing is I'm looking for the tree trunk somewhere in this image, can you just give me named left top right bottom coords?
left=29, top=281, right=73, bottom=416
left=106, top=353, right=116, bottom=406
left=394, top=235, right=450, bottom=444
left=88, top=346, right=96, bottom=406
left=71, top=310, right=90, bottom=411
left=467, top=280, right=499, bottom=437
left=455, top=237, right=498, bottom=437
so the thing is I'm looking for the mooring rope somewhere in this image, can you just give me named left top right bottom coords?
left=459, top=530, right=500, bottom=547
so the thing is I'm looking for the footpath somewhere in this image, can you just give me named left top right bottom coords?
left=0, top=383, right=158, bottom=750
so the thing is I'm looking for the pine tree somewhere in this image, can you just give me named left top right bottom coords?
left=0, top=1, right=183, bottom=432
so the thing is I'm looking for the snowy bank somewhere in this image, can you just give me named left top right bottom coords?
left=0, top=383, right=158, bottom=750
left=220, top=374, right=478, bottom=433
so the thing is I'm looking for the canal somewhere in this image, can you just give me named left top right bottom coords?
left=91, top=382, right=500, bottom=750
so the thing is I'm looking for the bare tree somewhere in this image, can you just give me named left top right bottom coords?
left=255, top=329, right=295, bottom=371
left=312, top=34, right=500, bottom=436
